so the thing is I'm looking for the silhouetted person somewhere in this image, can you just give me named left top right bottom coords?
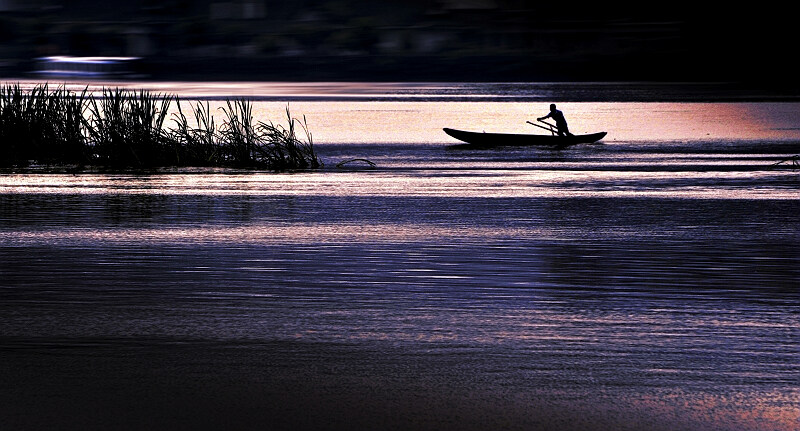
left=538, top=104, right=573, bottom=136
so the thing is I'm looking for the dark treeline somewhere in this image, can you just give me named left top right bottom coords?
left=0, top=84, right=321, bottom=170
left=0, top=1, right=796, bottom=87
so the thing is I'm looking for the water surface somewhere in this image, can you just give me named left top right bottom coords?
left=1, top=83, right=799, bottom=431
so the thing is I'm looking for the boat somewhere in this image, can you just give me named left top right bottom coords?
left=32, top=56, right=143, bottom=79
left=443, top=127, right=607, bottom=148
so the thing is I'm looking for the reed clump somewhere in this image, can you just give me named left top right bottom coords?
left=0, top=84, right=321, bottom=170
left=0, top=84, right=89, bottom=166
left=86, top=88, right=175, bottom=168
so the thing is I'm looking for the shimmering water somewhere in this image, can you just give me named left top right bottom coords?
left=1, top=83, right=798, bottom=431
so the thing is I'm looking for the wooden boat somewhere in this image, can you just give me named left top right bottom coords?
left=443, top=127, right=607, bottom=148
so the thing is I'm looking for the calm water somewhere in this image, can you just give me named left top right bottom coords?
left=1, top=83, right=799, bottom=430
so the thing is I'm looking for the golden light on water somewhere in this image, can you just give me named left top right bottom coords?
left=246, top=101, right=800, bottom=143
left=5, top=80, right=798, bottom=143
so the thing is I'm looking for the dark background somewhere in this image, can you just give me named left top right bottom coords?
left=0, top=1, right=796, bottom=90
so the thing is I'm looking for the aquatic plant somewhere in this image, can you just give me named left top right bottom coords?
left=216, top=99, right=321, bottom=169
left=254, top=106, right=321, bottom=170
left=171, top=99, right=219, bottom=165
left=173, top=99, right=321, bottom=169
left=85, top=88, right=175, bottom=167
left=0, top=84, right=89, bottom=166
left=219, top=99, right=259, bottom=167
left=0, top=84, right=321, bottom=170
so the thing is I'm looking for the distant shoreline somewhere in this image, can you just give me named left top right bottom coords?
left=2, top=80, right=799, bottom=102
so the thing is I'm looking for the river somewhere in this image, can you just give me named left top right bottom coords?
left=1, top=82, right=798, bottom=431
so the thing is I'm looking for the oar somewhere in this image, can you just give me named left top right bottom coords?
left=526, top=120, right=557, bottom=135
left=539, top=119, right=557, bottom=129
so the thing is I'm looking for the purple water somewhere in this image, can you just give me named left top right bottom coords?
left=1, top=82, right=799, bottom=430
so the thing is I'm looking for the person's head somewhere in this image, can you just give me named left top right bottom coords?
left=549, top=103, right=556, bottom=112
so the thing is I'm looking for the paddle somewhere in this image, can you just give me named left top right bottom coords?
left=526, top=120, right=558, bottom=136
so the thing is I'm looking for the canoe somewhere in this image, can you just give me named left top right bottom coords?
left=443, top=128, right=607, bottom=147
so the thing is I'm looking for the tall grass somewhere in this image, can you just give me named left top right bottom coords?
left=219, top=100, right=321, bottom=169
left=171, top=99, right=219, bottom=165
left=0, top=84, right=321, bottom=170
left=257, top=106, right=320, bottom=170
left=220, top=99, right=259, bottom=167
left=86, top=88, right=175, bottom=167
left=0, top=84, right=89, bottom=166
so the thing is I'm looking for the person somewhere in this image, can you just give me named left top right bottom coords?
left=537, top=104, right=573, bottom=136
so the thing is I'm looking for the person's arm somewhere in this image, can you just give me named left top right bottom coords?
left=537, top=112, right=552, bottom=121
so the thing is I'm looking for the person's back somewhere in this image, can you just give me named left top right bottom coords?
left=550, top=109, right=566, bottom=127
left=538, top=104, right=572, bottom=136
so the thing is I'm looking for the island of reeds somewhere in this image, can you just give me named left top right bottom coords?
left=0, top=84, right=321, bottom=171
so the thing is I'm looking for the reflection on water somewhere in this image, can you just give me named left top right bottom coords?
left=244, top=100, right=800, bottom=144
left=1, top=95, right=799, bottom=430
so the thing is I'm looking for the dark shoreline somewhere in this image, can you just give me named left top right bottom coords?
left=4, top=79, right=799, bottom=103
